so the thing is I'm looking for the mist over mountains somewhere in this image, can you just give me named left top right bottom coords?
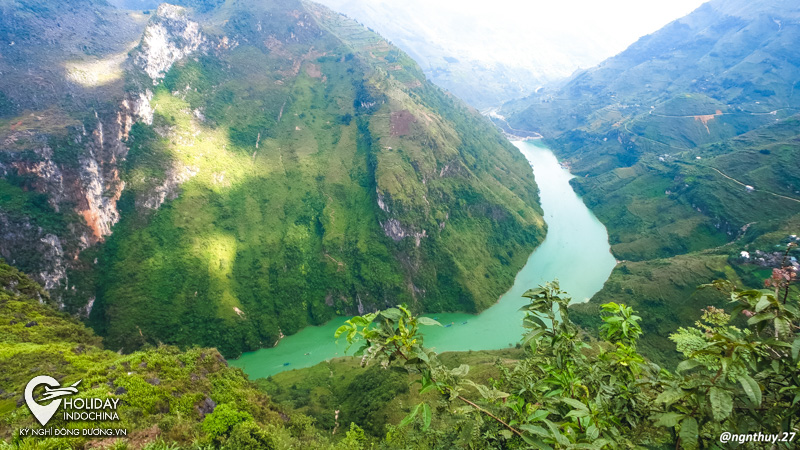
left=310, top=0, right=707, bottom=108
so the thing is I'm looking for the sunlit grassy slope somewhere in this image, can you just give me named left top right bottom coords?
left=88, top=1, right=545, bottom=358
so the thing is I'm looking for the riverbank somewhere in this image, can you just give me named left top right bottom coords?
left=230, top=141, right=615, bottom=378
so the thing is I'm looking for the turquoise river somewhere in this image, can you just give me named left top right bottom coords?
left=231, top=141, right=617, bottom=378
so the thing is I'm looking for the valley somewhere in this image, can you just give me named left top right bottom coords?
left=231, top=141, right=616, bottom=378
left=501, top=0, right=800, bottom=366
left=1, top=0, right=799, bottom=448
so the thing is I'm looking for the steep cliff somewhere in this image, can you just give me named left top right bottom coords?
left=0, top=1, right=545, bottom=357
left=0, top=0, right=150, bottom=312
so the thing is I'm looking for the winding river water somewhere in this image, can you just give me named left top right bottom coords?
left=230, top=141, right=616, bottom=378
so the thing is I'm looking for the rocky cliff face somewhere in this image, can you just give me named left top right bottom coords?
left=0, top=109, right=130, bottom=304
left=134, top=4, right=207, bottom=83
left=0, top=3, right=203, bottom=307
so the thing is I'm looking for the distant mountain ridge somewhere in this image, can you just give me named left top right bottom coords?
left=310, top=0, right=655, bottom=109
left=504, top=0, right=800, bottom=154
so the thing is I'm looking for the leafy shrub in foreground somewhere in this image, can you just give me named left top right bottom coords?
left=337, top=248, right=799, bottom=448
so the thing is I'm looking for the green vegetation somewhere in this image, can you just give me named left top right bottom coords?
left=322, top=269, right=799, bottom=449
left=2, top=246, right=798, bottom=449
left=571, top=254, right=740, bottom=367
left=0, top=259, right=355, bottom=449
left=71, top=0, right=546, bottom=359
left=0, top=0, right=544, bottom=360
left=0, top=180, right=67, bottom=236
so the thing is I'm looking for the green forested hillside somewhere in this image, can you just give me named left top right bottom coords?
left=501, top=0, right=800, bottom=365
left=0, top=0, right=544, bottom=359
left=0, top=260, right=348, bottom=449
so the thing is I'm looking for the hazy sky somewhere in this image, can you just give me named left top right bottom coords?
left=322, top=0, right=709, bottom=74
left=457, top=0, right=709, bottom=56
left=420, top=0, right=709, bottom=48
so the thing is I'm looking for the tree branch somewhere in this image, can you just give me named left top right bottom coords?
left=456, top=395, right=524, bottom=438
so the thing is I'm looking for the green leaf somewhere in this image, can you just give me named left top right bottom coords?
left=561, top=397, right=590, bottom=413
left=755, top=295, right=772, bottom=312
left=519, top=424, right=550, bottom=438
left=527, top=409, right=550, bottom=423
left=469, top=382, right=491, bottom=400
left=421, top=403, right=432, bottom=430
left=566, top=408, right=589, bottom=419
left=417, top=317, right=442, bottom=327
left=523, top=315, right=548, bottom=330
left=399, top=403, right=421, bottom=428
left=737, top=374, right=762, bottom=407
left=676, top=359, right=701, bottom=373
left=542, top=419, right=570, bottom=446
left=490, top=389, right=511, bottom=401
left=381, top=308, right=402, bottom=321
left=586, top=424, right=599, bottom=440
left=679, top=417, right=698, bottom=448
left=792, top=337, right=800, bottom=362
left=419, top=374, right=436, bottom=395
left=333, top=324, right=349, bottom=339
left=747, top=312, right=774, bottom=326
left=653, top=412, right=685, bottom=428
left=784, top=302, right=799, bottom=316
left=709, top=387, right=733, bottom=421
left=398, top=305, right=412, bottom=318
left=450, top=364, right=470, bottom=377
left=349, top=316, right=369, bottom=327
left=774, top=317, right=791, bottom=337
left=520, top=432, right=553, bottom=450
left=521, top=287, right=546, bottom=299
left=590, top=439, right=611, bottom=449
left=655, top=388, right=686, bottom=405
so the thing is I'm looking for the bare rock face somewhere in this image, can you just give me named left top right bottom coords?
left=0, top=214, right=61, bottom=293
left=5, top=145, right=66, bottom=211
left=76, top=117, right=126, bottom=242
left=134, top=4, right=206, bottom=83
left=37, top=234, right=66, bottom=291
left=0, top=4, right=206, bottom=304
left=137, top=164, right=200, bottom=210
left=381, top=218, right=428, bottom=247
left=121, top=90, right=155, bottom=128
left=0, top=111, right=130, bottom=304
left=122, top=4, right=206, bottom=212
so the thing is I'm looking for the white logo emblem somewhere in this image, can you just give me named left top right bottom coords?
left=24, top=376, right=81, bottom=426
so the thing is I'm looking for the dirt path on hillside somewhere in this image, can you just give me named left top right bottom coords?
left=708, top=166, right=800, bottom=203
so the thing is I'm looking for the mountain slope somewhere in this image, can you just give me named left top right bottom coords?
left=0, top=259, right=340, bottom=448
left=501, top=0, right=800, bottom=365
left=503, top=0, right=800, bottom=151
left=0, top=0, right=545, bottom=358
